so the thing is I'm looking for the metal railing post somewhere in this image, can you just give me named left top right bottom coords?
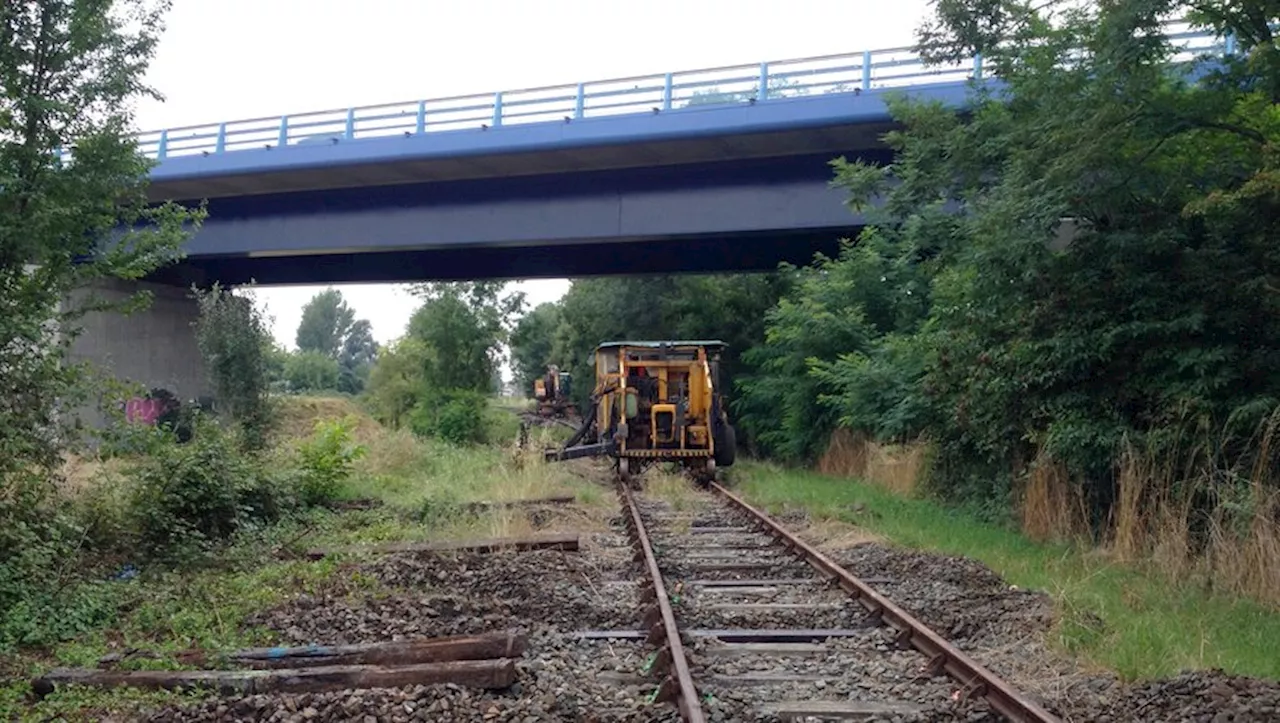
left=277, top=116, right=289, bottom=148
left=416, top=101, right=427, bottom=134
left=215, top=123, right=227, bottom=153
left=157, top=130, right=169, bottom=160
left=662, top=73, right=673, bottom=110
left=345, top=108, right=356, bottom=139
left=862, top=50, right=873, bottom=91
left=492, top=92, right=504, bottom=126
left=758, top=62, right=769, bottom=100
left=575, top=83, right=585, bottom=119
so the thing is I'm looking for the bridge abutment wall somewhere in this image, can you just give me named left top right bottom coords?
left=64, top=278, right=211, bottom=430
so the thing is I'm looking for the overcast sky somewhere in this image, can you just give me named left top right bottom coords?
left=131, top=0, right=930, bottom=362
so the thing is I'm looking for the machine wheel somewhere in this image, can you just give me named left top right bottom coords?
left=714, top=423, right=737, bottom=468
left=619, top=458, right=641, bottom=490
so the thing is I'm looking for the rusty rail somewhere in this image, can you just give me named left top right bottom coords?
left=710, top=483, right=1061, bottom=723
left=616, top=483, right=707, bottom=723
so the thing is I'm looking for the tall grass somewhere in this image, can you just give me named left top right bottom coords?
left=816, top=428, right=925, bottom=497
left=735, top=461, right=1280, bottom=680
left=1018, top=415, right=1280, bottom=608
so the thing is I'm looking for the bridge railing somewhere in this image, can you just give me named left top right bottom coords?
left=120, top=21, right=1232, bottom=162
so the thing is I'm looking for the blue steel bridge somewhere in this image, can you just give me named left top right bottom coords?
left=104, top=22, right=1230, bottom=285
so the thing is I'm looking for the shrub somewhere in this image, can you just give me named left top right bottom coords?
left=409, top=389, right=488, bottom=445
left=193, top=283, right=276, bottom=451
left=127, top=416, right=291, bottom=560
left=295, top=417, right=367, bottom=506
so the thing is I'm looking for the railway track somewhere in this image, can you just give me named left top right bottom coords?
left=609, top=478, right=1062, bottom=723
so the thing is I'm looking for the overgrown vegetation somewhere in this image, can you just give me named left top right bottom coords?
left=0, top=0, right=204, bottom=654
left=736, top=462, right=1280, bottom=681
left=507, top=1, right=1280, bottom=611
left=363, top=281, right=525, bottom=445
left=741, top=1, right=1280, bottom=607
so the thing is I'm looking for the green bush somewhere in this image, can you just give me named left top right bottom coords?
left=285, top=350, right=341, bottom=393
left=127, top=417, right=292, bottom=560
left=409, top=389, right=487, bottom=445
left=295, top=417, right=368, bottom=506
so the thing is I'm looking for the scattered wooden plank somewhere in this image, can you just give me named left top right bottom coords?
left=708, top=672, right=833, bottom=686
left=572, top=628, right=870, bottom=642
left=702, top=603, right=847, bottom=612
left=305, top=532, right=580, bottom=560
left=33, top=659, right=517, bottom=698
left=699, top=643, right=828, bottom=658
left=100, top=632, right=527, bottom=670
left=688, top=578, right=822, bottom=587
left=761, top=700, right=925, bottom=720
left=461, top=494, right=576, bottom=513
left=678, top=561, right=789, bottom=573
left=680, top=548, right=785, bottom=558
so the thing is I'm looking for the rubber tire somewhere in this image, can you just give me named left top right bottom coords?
left=714, top=423, right=737, bottom=468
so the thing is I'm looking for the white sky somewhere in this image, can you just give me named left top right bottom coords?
left=132, top=0, right=929, bottom=362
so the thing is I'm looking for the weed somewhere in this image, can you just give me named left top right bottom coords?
left=735, top=461, right=1280, bottom=680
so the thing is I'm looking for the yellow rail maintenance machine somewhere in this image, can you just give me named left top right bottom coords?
left=545, top=340, right=737, bottom=485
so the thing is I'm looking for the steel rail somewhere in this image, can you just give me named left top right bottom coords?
left=709, top=482, right=1061, bottom=723
left=615, top=483, right=706, bottom=723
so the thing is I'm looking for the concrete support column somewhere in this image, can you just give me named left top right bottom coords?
left=64, top=278, right=211, bottom=430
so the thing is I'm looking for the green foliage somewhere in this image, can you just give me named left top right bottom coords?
left=508, top=301, right=562, bottom=394
left=126, top=417, right=292, bottom=561
left=192, top=283, right=275, bottom=451
left=0, top=0, right=201, bottom=653
left=294, top=288, right=355, bottom=358
left=337, top=319, right=377, bottom=394
left=406, top=282, right=525, bottom=394
left=363, top=337, right=429, bottom=428
left=735, top=231, right=926, bottom=461
left=294, top=289, right=375, bottom=394
left=540, top=274, right=788, bottom=422
left=409, top=389, right=488, bottom=446
left=294, top=417, right=367, bottom=506
left=736, top=462, right=1280, bottom=681
left=284, top=349, right=341, bottom=392
left=738, top=2, right=1280, bottom=516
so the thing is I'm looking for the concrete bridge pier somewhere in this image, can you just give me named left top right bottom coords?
left=65, top=278, right=211, bottom=430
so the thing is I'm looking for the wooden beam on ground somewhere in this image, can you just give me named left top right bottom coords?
left=99, top=632, right=526, bottom=670
left=760, top=700, right=925, bottom=720
left=461, top=494, right=576, bottom=513
left=305, top=532, right=579, bottom=560
left=33, top=659, right=516, bottom=698
left=572, top=628, right=872, bottom=642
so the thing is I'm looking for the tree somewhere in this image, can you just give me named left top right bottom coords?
left=363, top=338, right=428, bottom=428
left=741, top=0, right=1280, bottom=515
left=0, top=0, right=202, bottom=641
left=193, top=283, right=276, bottom=451
left=532, top=273, right=789, bottom=432
left=406, top=282, right=525, bottom=394
left=337, top=318, right=376, bottom=394
left=285, top=350, right=340, bottom=393
left=508, top=302, right=563, bottom=395
left=295, top=288, right=355, bottom=358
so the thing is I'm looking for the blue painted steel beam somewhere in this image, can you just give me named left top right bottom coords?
left=149, top=228, right=856, bottom=287
left=181, top=153, right=871, bottom=259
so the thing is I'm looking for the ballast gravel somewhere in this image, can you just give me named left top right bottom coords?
left=133, top=479, right=1280, bottom=723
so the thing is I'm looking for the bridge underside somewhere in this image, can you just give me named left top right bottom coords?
left=150, top=227, right=855, bottom=285
left=151, top=151, right=881, bottom=286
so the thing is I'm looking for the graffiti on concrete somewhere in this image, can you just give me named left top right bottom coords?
left=123, top=388, right=181, bottom=426
left=124, top=396, right=167, bottom=424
